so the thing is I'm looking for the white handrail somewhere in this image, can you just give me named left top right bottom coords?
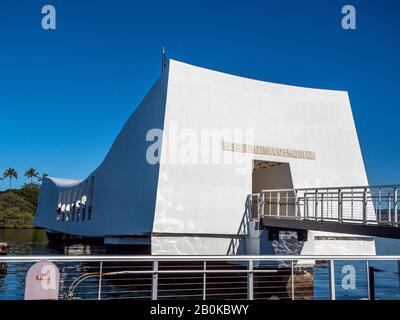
left=261, top=184, right=400, bottom=192
left=258, top=185, right=399, bottom=228
left=0, top=254, right=398, bottom=262
left=1, top=254, right=399, bottom=300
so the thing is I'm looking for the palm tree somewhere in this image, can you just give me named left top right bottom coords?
left=38, top=173, right=49, bottom=182
left=24, top=168, right=39, bottom=184
left=3, top=168, right=18, bottom=190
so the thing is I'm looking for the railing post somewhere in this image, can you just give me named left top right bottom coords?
left=294, top=190, right=299, bottom=220
left=366, top=261, right=371, bottom=300
left=321, top=192, right=324, bottom=221
left=97, top=261, right=103, bottom=300
left=338, top=189, right=342, bottom=223
left=315, top=190, right=319, bottom=220
left=397, top=260, right=400, bottom=289
left=305, top=191, right=308, bottom=220
left=363, top=188, right=367, bottom=224
left=286, top=192, right=289, bottom=217
left=152, top=260, right=158, bottom=300
left=248, top=260, right=254, bottom=300
left=277, top=192, right=280, bottom=218
left=395, top=187, right=398, bottom=227
left=388, top=193, right=392, bottom=225
left=269, top=192, right=272, bottom=216
left=203, top=261, right=207, bottom=300
left=329, top=260, right=336, bottom=300
left=261, top=192, right=265, bottom=218
left=378, top=188, right=382, bottom=223
left=258, top=192, right=265, bottom=218
left=350, top=188, right=354, bottom=220
left=366, top=262, right=375, bottom=301
left=291, top=260, right=295, bottom=300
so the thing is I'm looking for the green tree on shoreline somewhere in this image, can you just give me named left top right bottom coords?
left=24, top=168, right=39, bottom=184
left=3, top=168, right=18, bottom=190
left=0, top=183, right=40, bottom=228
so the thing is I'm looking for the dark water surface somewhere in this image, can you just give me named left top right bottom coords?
left=0, top=229, right=107, bottom=255
left=2, top=229, right=400, bottom=255
left=1, top=229, right=400, bottom=300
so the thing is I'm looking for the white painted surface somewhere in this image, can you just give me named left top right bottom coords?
left=35, top=59, right=375, bottom=256
left=301, top=231, right=376, bottom=255
left=151, top=236, right=235, bottom=255
left=153, top=60, right=373, bottom=255
left=35, top=68, right=169, bottom=236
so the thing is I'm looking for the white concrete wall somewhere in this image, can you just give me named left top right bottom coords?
left=152, top=236, right=235, bottom=255
left=152, top=60, right=373, bottom=255
left=35, top=69, right=169, bottom=237
left=36, top=59, right=374, bottom=256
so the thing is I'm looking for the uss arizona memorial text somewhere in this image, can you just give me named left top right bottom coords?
left=222, top=141, right=316, bottom=161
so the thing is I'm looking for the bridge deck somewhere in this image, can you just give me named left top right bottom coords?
left=253, top=184, right=400, bottom=239
left=261, top=217, right=400, bottom=239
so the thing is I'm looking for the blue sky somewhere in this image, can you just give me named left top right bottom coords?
left=0, top=0, right=399, bottom=190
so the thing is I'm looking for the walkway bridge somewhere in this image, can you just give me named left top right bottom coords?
left=249, top=185, right=400, bottom=239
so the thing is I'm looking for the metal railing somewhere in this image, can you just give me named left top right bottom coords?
left=255, top=185, right=400, bottom=226
left=1, top=255, right=400, bottom=300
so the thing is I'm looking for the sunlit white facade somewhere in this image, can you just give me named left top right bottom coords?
left=35, top=60, right=375, bottom=256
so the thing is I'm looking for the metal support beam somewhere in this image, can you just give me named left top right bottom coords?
left=152, top=260, right=158, bottom=300
left=338, top=189, right=342, bottom=223
left=203, top=261, right=207, bottom=300
left=286, top=192, right=289, bottom=217
left=248, top=260, right=254, bottom=300
left=97, top=261, right=103, bottom=300
left=329, top=260, right=336, bottom=300
left=258, top=192, right=265, bottom=219
left=321, top=192, right=324, bottom=221
left=394, top=187, right=398, bottom=227
left=291, top=260, right=295, bottom=300
left=305, top=191, right=308, bottom=219
left=277, top=192, right=280, bottom=218
left=367, top=263, right=375, bottom=301
left=363, top=188, right=367, bottom=224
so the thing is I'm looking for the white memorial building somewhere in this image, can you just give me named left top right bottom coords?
left=35, top=59, right=375, bottom=256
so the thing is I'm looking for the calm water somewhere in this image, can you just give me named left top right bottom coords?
left=0, top=228, right=107, bottom=255
left=1, top=229, right=400, bottom=300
